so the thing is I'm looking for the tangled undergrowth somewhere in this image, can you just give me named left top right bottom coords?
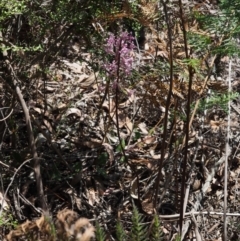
left=1, top=0, right=240, bottom=240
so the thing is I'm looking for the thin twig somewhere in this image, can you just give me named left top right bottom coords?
left=191, top=212, right=203, bottom=241
left=154, top=0, right=174, bottom=209
left=159, top=211, right=240, bottom=220
left=0, top=108, right=13, bottom=122
left=0, top=159, right=33, bottom=216
left=115, top=38, right=127, bottom=161
left=223, top=58, right=232, bottom=241
left=177, top=0, right=194, bottom=235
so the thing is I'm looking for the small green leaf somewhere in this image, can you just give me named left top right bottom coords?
left=116, top=139, right=126, bottom=152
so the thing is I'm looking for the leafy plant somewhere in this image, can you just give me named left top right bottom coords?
left=0, top=212, right=18, bottom=230
left=194, top=0, right=240, bottom=57
left=197, top=92, right=239, bottom=113
left=130, top=205, right=147, bottom=241
left=116, top=221, right=127, bottom=241
left=149, top=214, right=162, bottom=241
left=187, top=32, right=211, bottom=53
left=95, top=222, right=106, bottom=241
left=116, top=139, right=126, bottom=153
left=0, top=0, right=27, bottom=21
left=174, top=234, right=181, bottom=241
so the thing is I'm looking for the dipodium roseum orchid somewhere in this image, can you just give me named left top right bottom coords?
left=104, top=31, right=135, bottom=79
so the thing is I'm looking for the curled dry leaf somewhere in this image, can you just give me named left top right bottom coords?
left=66, top=108, right=82, bottom=117
left=79, top=72, right=99, bottom=89
left=57, top=103, right=67, bottom=110
left=149, top=149, right=161, bottom=159
left=33, top=107, right=42, bottom=114
left=125, top=116, right=133, bottom=135
left=142, top=136, right=157, bottom=145
left=138, top=122, right=149, bottom=134
left=61, top=60, right=85, bottom=74
left=141, top=196, right=154, bottom=214
left=102, top=98, right=116, bottom=114
left=192, top=179, right=202, bottom=191
left=130, top=177, right=138, bottom=199
left=75, top=73, right=89, bottom=83
left=209, top=120, right=222, bottom=132
left=45, top=86, right=56, bottom=92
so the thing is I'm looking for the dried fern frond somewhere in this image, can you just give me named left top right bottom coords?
left=55, top=209, right=79, bottom=239
left=5, top=209, right=95, bottom=241
left=142, top=74, right=185, bottom=103
left=93, top=12, right=136, bottom=26
left=207, top=81, right=228, bottom=94
left=138, top=0, right=159, bottom=26
left=5, top=213, right=55, bottom=241
left=74, top=218, right=95, bottom=241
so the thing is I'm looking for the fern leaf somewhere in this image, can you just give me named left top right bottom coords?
left=116, top=220, right=126, bottom=241
left=130, top=206, right=147, bottom=241
left=149, top=214, right=162, bottom=241
left=95, top=222, right=106, bottom=241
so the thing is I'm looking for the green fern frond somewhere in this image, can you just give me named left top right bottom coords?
left=130, top=205, right=147, bottom=241
left=197, top=91, right=239, bottom=113
left=149, top=214, right=162, bottom=241
left=116, top=220, right=127, bottom=241
left=95, top=222, right=106, bottom=241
